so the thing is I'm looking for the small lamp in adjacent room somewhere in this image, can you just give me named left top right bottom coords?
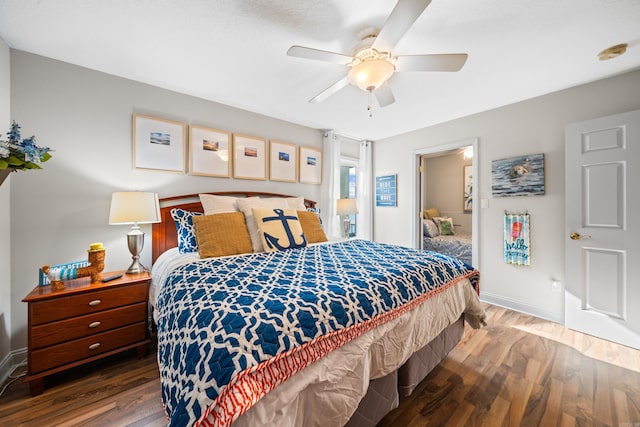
left=109, top=191, right=161, bottom=274
left=337, top=198, right=358, bottom=238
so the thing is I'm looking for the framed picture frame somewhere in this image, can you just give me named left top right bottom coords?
left=269, top=140, right=297, bottom=182
left=233, top=134, right=267, bottom=180
left=189, top=125, right=231, bottom=177
left=492, top=153, right=545, bottom=197
left=463, top=165, right=473, bottom=213
left=132, top=114, right=186, bottom=172
left=299, top=146, right=322, bottom=184
left=375, top=174, right=397, bottom=207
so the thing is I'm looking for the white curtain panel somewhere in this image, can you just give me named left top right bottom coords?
left=356, top=140, right=373, bottom=240
left=320, top=131, right=341, bottom=238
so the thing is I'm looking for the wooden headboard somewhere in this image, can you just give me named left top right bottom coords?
left=151, top=191, right=317, bottom=263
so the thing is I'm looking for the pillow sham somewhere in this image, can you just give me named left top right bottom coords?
left=170, top=208, right=203, bottom=253
left=237, top=197, right=290, bottom=252
left=433, top=216, right=455, bottom=235
left=286, top=197, right=307, bottom=211
left=252, top=208, right=307, bottom=252
left=199, top=194, right=239, bottom=214
left=192, top=212, right=253, bottom=258
left=297, top=210, right=328, bottom=243
left=423, top=219, right=440, bottom=238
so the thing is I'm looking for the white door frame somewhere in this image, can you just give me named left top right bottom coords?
left=411, top=138, right=479, bottom=267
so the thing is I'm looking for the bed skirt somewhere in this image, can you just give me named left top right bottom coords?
left=345, top=315, right=465, bottom=426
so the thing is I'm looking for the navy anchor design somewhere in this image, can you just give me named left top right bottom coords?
left=262, top=209, right=307, bottom=251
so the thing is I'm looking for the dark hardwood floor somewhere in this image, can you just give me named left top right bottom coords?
left=1, top=304, right=639, bottom=426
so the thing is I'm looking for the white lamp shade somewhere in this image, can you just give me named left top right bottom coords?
left=347, top=59, right=395, bottom=91
left=109, top=192, right=161, bottom=225
left=337, top=198, right=358, bottom=216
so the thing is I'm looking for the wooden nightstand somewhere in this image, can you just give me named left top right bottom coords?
left=22, top=271, right=151, bottom=396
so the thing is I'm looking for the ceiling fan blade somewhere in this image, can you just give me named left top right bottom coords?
left=287, top=46, right=353, bottom=65
left=372, top=0, right=433, bottom=53
left=375, top=82, right=396, bottom=107
left=309, top=76, right=350, bottom=103
left=395, top=53, right=468, bottom=72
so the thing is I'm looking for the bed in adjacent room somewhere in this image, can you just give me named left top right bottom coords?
left=151, top=192, right=485, bottom=427
left=421, top=210, right=473, bottom=266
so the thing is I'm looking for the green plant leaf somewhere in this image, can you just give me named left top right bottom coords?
left=6, top=155, right=24, bottom=166
left=0, top=159, right=8, bottom=169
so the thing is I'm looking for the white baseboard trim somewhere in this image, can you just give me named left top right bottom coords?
left=480, top=292, right=564, bottom=324
left=0, top=347, right=27, bottom=386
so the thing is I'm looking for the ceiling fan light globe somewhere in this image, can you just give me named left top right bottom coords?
left=347, top=59, right=395, bottom=92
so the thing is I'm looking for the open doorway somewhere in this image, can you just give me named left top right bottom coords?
left=412, top=138, right=479, bottom=267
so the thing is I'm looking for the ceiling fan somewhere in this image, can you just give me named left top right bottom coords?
left=287, top=0, right=467, bottom=110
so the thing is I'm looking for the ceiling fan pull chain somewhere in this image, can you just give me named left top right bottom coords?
left=368, top=88, right=373, bottom=117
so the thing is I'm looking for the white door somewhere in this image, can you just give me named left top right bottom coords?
left=565, top=109, right=640, bottom=350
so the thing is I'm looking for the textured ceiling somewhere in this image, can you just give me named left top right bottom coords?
left=1, top=0, right=639, bottom=140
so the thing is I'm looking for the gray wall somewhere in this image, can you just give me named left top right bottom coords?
left=374, top=69, right=640, bottom=322
left=0, top=38, right=11, bottom=374
left=9, top=50, right=323, bottom=351
left=423, top=153, right=472, bottom=233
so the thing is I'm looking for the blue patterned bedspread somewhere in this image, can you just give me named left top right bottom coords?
left=156, top=239, right=479, bottom=427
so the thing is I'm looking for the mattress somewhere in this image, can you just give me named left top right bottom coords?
left=151, top=239, right=485, bottom=426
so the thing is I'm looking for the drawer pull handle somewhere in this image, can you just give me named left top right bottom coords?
left=88, top=300, right=102, bottom=307
left=88, top=321, right=101, bottom=328
left=88, top=343, right=101, bottom=350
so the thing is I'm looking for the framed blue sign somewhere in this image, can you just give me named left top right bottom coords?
left=376, top=174, right=397, bottom=207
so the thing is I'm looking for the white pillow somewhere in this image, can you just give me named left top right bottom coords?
left=286, top=197, right=307, bottom=211
left=258, top=196, right=306, bottom=211
left=236, top=197, right=289, bottom=252
left=199, top=194, right=239, bottom=214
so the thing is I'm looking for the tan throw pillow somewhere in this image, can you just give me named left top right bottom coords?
left=192, top=212, right=253, bottom=258
left=237, top=197, right=289, bottom=252
left=252, top=208, right=307, bottom=252
left=297, top=211, right=328, bottom=243
left=424, top=207, right=440, bottom=220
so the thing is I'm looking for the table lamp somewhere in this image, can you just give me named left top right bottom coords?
left=109, top=191, right=160, bottom=274
left=336, top=198, right=358, bottom=238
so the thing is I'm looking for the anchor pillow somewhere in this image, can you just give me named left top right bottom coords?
left=252, top=208, right=308, bottom=252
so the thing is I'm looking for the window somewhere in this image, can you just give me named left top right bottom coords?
left=340, top=160, right=357, bottom=237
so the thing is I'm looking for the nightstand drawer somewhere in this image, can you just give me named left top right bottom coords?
left=30, top=302, right=147, bottom=349
left=30, top=282, right=148, bottom=325
left=29, top=322, right=147, bottom=374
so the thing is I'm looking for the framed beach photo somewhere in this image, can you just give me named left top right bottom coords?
left=233, top=134, right=267, bottom=180
left=189, top=125, right=231, bottom=177
left=492, top=153, right=545, bottom=197
left=299, top=146, right=322, bottom=184
left=133, top=114, right=186, bottom=172
left=269, top=140, right=297, bottom=182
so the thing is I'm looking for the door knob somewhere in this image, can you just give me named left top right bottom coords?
left=569, top=232, right=590, bottom=240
